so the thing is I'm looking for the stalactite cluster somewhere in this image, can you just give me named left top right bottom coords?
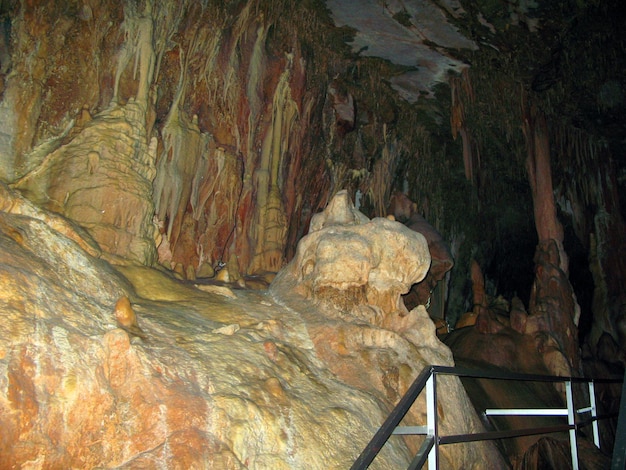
left=0, top=0, right=419, bottom=281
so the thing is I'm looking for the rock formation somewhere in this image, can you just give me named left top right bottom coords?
left=273, top=190, right=431, bottom=323
left=0, top=185, right=505, bottom=468
left=270, top=190, right=506, bottom=468
left=387, top=191, right=454, bottom=319
left=14, top=101, right=158, bottom=265
left=445, top=268, right=612, bottom=467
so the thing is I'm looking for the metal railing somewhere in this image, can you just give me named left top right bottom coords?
left=351, top=365, right=623, bottom=470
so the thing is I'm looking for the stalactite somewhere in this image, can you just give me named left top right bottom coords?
left=152, top=45, right=213, bottom=261
left=522, top=106, right=565, bottom=259
left=450, top=68, right=475, bottom=182
left=246, top=20, right=268, bottom=159
left=249, top=53, right=298, bottom=273
left=450, top=78, right=461, bottom=140
left=195, top=25, right=225, bottom=104
left=192, top=146, right=242, bottom=272
left=366, top=128, right=400, bottom=217
left=471, top=259, right=487, bottom=320
left=282, top=53, right=314, bottom=261
left=152, top=1, right=189, bottom=82
left=112, top=1, right=156, bottom=107
left=459, top=127, right=473, bottom=181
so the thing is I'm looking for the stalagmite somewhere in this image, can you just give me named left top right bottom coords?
left=523, top=105, right=580, bottom=375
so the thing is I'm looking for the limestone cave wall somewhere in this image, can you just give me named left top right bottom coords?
left=0, top=0, right=344, bottom=277
left=1, top=0, right=625, bottom=372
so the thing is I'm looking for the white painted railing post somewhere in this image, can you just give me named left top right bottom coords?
left=426, top=372, right=438, bottom=470
left=588, top=381, right=600, bottom=447
left=565, top=380, right=579, bottom=470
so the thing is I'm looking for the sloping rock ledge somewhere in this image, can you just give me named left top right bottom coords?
left=0, top=185, right=503, bottom=468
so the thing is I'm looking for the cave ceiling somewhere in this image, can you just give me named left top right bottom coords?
left=327, top=0, right=626, bottom=137
left=326, top=0, right=476, bottom=101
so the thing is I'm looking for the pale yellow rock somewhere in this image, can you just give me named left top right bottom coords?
left=114, top=265, right=199, bottom=302
left=215, top=267, right=230, bottom=282
left=174, top=263, right=185, bottom=277
left=195, top=284, right=237, bottom=299
left=272, top=191, right=431, bottom=320
left=212, top=324, right=240, bottom=335
left=0, top=182, right=101, bottom=258
left=196, top=262, right=215, bottom=279
left=12, top=102, right=158, bottom=265
left=185, top=264, right=196, bottom=281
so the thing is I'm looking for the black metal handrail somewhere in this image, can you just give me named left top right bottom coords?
left=351, top=365, right=624, bottom=470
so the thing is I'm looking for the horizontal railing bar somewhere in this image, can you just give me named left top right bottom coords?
left=408, top=435, right=434, bottom=470
left=393, top=426, right=428, bottom=435
left=577, top=406, right=593, bottom=413
left=485, top=408, right=568, bottom=416
left=440, top=413, right=620, bottom=447
left=431, top=365, right=623, bottom=384
left=440, top=424, right=574, bottom=445
left=577, top=412, right=620, bottom=428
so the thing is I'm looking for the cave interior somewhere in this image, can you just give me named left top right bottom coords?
left=0, top=0, right=625, bottom=467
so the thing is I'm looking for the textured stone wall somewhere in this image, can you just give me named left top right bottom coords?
left=0, top=183, right=505, bottom=468
left=0, top=1, right=337, bottom=276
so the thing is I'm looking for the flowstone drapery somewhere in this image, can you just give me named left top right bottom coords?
left=13, top=101, right=158, bottom=265
left=249, top=53, right=298, bottom=274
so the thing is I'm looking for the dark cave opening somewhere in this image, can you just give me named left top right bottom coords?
left=483, top=231, right=537, bottom=309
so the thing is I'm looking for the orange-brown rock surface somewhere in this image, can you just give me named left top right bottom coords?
left=0, top=184, right=505, bottom=468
